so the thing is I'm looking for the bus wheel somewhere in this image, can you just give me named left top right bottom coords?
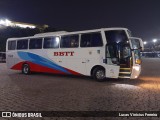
left=93, top=67, right=106, bottom=82
left=22, top=64, right=30, bottom=75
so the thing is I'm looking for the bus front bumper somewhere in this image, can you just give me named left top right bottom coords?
left=131, top=65, right=141, bottom=79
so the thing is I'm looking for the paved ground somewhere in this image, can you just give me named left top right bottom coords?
left=0, top=58, right=160, bottom=120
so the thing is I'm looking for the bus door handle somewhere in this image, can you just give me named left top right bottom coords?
left=59, top=61, right=62, bottom=62
left=82, top=62, right=86, bottom=63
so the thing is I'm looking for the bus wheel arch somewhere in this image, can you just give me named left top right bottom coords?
left=22, top=63, right=31, bottom=75
left=91, top=65, right=106, bottom=82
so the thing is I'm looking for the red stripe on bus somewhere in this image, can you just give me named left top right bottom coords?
left=65, top=68, right=82, bottom=75
left=11, top=61, right=81, bottom=75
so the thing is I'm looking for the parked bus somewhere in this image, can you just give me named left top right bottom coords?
left=6, top=28, right=143, bottom=81
left=0, top=52, right=6, bottom=63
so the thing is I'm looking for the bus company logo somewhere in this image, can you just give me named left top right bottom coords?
left=54, top=51, right=74, bottom=56
left=2, top=112, right=11, bottom=117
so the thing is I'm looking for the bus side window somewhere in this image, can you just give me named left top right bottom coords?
left=70, top=35, right=79, bottom=48
left=8, top=41, right=16, bottom=50
left=80, top=34, right=91, bottom=47
left=91, top=33, right=103, bottom=47
left=29, top=38, right=42, bottom=49
left=80, top=32, right=103, bottom=47
left=43, top=37, right=59, bottom=49
left=61, top=35, right=79, bottom=48
left=17, top=40, right=28, bottom=50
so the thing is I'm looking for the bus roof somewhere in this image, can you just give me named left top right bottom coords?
left=34, top=31, right=68, bottom=37
left=7, top=27, right=128, bottom=41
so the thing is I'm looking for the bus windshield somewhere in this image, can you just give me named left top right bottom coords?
left=105, top=30, right=128, bottom=44
left=130, top=38, right=141, bottom=49
left=105, top=30, right=131, bottom=64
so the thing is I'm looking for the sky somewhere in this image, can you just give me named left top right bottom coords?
left=0, top=0, right=160, bottom=41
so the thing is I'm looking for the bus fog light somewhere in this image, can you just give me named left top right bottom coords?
left=133, top=66, right=140, bottom=71
left=135, top=59, right=141, bottom=64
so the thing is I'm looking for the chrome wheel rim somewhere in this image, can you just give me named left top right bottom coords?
left=96, top=70, right=105, bottom=79
left=23, top=65, right=29, bottom=74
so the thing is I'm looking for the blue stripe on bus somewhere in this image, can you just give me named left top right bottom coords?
left=17, top=51, right=70, bottom=74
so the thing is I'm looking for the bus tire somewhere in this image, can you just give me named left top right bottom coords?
left=22, top=64, right=30, bottom=75
left=93, top=67, right=106, bottom=82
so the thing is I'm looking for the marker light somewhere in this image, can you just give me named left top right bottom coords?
left=135, top=59, right=141, bottom=64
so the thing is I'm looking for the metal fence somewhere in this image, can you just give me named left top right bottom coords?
left=141, top=52, right=160, bottom=58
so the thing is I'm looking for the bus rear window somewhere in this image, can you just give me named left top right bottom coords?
left=8, top=41, right=16, bottom=50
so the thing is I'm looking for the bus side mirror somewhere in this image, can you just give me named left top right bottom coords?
left=138, top=38, right=144, bottom=51
left=129, top=37, right=144, bottom=51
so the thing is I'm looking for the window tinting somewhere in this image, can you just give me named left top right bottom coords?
left=131, top=39, right=141, bottom=49
left=80, top=32, right=103, bottom=47
left=107, top=44, right=118, bottom=58
left=43, top=37, right=59, bottom=49
left=8, top=41, right=16, bottom=50
left=61, top=35, right=79, bottom=48
left=29, top=38, right=42, bottom=49
left=105, top=30, right=128, bottom=44
left=17, top=40, right=28, bottom=50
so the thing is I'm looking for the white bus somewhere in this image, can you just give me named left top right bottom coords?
left=6, top=28, right=143, bottom=81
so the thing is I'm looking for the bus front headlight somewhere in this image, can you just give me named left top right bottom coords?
left=133, top=66, right=140, bottom=71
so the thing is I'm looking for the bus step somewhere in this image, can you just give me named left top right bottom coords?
left=119, top=72, right=130, bottom=75
left=120, top=68, right=130, bottom=70
left=119, top=67, right=131, bottom=78
left=118, top=76, right=131, bottom=78
left=119, top=72, right=131, bottom=74
left=120, top=68, right=131, bottom=72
